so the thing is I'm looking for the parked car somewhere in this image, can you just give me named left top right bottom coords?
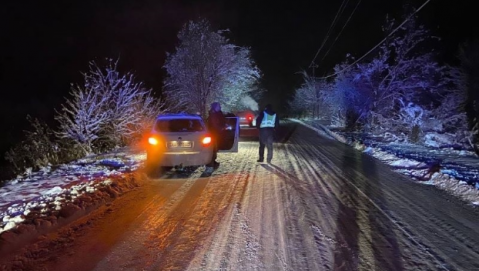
left=234, top=110, right=259, bottom=138
left=235, top=110, right=257, bottom=127
left=145, top=113, right=239, bottom=175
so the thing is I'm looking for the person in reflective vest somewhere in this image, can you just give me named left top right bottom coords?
left=256, top=104, right=280, bottom=163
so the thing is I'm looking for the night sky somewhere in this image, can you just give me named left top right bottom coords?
left=1, top=0, right=478, bottom=157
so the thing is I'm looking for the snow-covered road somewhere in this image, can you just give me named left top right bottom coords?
left=2, top=121, right=479, bottom=270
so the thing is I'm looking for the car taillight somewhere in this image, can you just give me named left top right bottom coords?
left=148, top=137, right=159, bottom=145
left=202, top=136, right=212, bottom=146
left=247, top=115, right=252, bottom=120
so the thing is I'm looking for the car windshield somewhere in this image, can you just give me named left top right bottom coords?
left=155, top=119, right=204, bottom=132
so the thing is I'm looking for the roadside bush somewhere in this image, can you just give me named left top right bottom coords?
left=55, top=59, right=164, bottom=155
left=4, top=116, right=61, bottom=176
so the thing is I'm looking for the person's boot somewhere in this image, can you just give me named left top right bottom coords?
left=257, top=158, right=264, bottom=162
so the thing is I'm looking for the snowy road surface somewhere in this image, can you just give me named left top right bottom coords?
left=4, top=121, right=479, bottom=271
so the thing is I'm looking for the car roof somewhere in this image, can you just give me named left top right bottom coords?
left=236, top=110, right=256, bottom=113
left=155, top=113, right=203, bottom=120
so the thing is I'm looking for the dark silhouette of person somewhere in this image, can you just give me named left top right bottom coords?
left=207, top=102, right=226, bottom=167
left=256, top=104, right=279, bottom=163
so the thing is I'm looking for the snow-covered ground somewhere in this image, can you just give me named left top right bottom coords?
left=1, top=119, right=478, bottom=235
left=295, top=119, right=479, bottom=206
left=1, top=120, right=479, bottom=270
left=0, top=150, right=145, bottom=234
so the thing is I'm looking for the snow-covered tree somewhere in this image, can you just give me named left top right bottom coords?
left=459, top=40, right=479, bottom=154
left=85, top=60, right=164, bottom=146
left=290, top=72, right=313, bottom=118
left=329, top=61, right=370, bottom=129
left=330, top=15, right=456, bottom=136
left=220, top=47, right=261, bottom=112
left=55, top=79, right=110, bottom=154
left=56, top=59, right=164, bottom=154
left=163, top=19, right=261, bottom=116
left=290, top=71, right=333, bottom=120
left=360, top=16, right=447, bottom=130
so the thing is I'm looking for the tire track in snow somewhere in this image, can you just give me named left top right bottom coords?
left=283, top=142, right=358, bottom=270
left=292, top=121, right=479, bottom=270
left=188, top=139, right=326, bottom=271
left=302, top=125, right=449, bottom=269
left=92, top=170, right=206, bottom=270
left=276, top=133, right=373, bottom=269
left=91, top=121, right=479, bottom=271
left=315, top=142, right=474, bottom=270
left=186, top=142, right=260, bottom=271
left=289, top=141, right=388, bottom=269
left=173, top=154, right=255, bottom=271
left=272, top=123, right=436, bottom=269
left=248, top=143, right=337, bottom=271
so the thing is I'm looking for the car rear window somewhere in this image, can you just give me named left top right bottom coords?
left=155, top=119, right=205, bottom=132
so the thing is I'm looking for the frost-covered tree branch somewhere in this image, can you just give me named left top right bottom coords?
left=289, top=71, right=333, bottom=120
left=163, top=19, right=261, bottom=116
left=55, top=82, right=110, bottom=155
left=325, top=15, right=460, bottom=134
left=56, top=59, right=164, bottom=154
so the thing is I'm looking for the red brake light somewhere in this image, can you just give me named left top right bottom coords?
left=202, top=136, right=212, bottom=146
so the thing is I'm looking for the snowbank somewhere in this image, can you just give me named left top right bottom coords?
left=0, top=150, right=145, bottom=235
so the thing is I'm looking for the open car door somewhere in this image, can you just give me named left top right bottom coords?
left=218, top=116, right=239, bottom=152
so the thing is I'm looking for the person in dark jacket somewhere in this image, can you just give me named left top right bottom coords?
left=256, top=104, right=280, bottom=163
left=207, top=102, right=226, bottom=167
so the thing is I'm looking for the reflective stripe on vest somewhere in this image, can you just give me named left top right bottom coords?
left=260, top=112, right=276, bottom=128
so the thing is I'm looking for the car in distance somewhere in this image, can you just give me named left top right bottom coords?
left=145, top=113, right=240, bottom=175
left=234, top=110, right=259, bottom=138
left=235, top=110, right=257, bottom=127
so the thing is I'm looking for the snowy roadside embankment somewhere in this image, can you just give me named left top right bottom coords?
left=292, top=119, right=479, bottom=206
left=0, top=149, right=146, bottom=234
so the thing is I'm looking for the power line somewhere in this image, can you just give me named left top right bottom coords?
left=320, top=0, right=362, bottom=63
left=310, top=0, right=349, bottom=67
left=309, top=0, right=349, bottom=68
left=318, top=0, right=433, bottom=79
